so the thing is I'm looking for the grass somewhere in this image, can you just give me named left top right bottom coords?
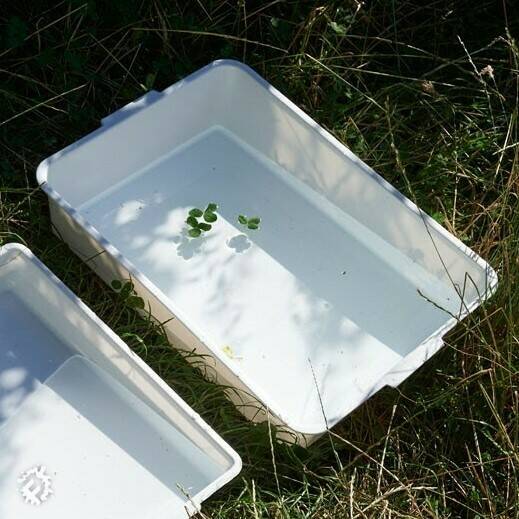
left=0, top=1, right=518, bottom=517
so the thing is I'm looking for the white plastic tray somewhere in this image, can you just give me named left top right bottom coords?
left=0, top=244, right=241, bottom=518
left=37, top=60, right=498, bottom=444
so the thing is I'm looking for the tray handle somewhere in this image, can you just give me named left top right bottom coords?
left=373, top=335, right=445, bottom=392
left=101, top=90, right=162, bottom=128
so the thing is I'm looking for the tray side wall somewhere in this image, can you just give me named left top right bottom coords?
left=38, top=66, right=233, bottom=209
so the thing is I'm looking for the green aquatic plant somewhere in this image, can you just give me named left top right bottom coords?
left=186, top=203, right=218, bottom=237
left=238, top=215, right=261, bottom=230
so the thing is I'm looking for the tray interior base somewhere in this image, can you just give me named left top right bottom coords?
left=80, top=125, right=458, bottom=429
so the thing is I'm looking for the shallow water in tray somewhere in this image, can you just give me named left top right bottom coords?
left=0, top=291, right=74, bottom=426
left=80, top=126, right=459, bottom=429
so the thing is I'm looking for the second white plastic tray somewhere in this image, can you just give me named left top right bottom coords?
left=0, top=244, right=241, bottom=518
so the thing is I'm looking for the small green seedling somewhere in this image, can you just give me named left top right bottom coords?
left=111, top=279, right=145, bottom=309
left=186, top=203, right=218, bottom=237
left=238, top=214, right=261, bottom=230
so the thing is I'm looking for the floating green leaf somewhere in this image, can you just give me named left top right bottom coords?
left=185, top=203, right=219, bottom=238
left=204, top=211, right=217, bottom=223
left=186, top=215, right=199, bottom=227
left=238, top=214, right=261, bottom=230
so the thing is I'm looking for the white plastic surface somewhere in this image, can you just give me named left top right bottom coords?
left=0, top=244, right=241, bottom=517
left=0, top=290, right=72, bottom=426
left=0, top=357, right=224, bottom=519
left=37, top=60, right=498, bottom=441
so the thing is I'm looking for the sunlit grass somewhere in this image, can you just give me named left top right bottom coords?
left=0, top=1, right=517, bottom=517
